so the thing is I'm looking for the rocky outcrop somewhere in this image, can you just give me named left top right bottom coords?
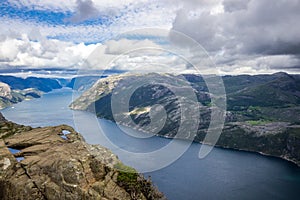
left=0, top=114, right=164, bottom=200
left=0, top=82, right=12, bottom=100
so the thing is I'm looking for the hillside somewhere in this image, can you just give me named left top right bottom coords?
left=0, top=76, right=62, bottom=92
left=0, top=75, right=105, bottom=109
left=70, top=72, right=300, bottom=166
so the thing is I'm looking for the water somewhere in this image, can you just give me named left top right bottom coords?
left=2, top=88, right=300, bottom=199
left=8, top=148, right=24, bottom=162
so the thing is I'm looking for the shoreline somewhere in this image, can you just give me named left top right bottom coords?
left=158, top=133, right=300, bottom=168
left=88, top=115, right=300, bottom=168
left=0, top=87, right=74, bottom=111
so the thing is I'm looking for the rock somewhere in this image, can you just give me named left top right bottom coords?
left=0, top=113, right=6, bottom=122
left=0, top=118, right=165, bottom=200
left=0, top=82, right=12, bottom=100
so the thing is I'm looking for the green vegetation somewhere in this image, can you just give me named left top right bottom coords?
left=71, top=72, right=300, bottom=167
left=115, top=162, right=138, bottom=187
left=246, top=119, right=272, bottom=126
left=114, top=162, right=137, bottom=173
left=115, top=162, right=140, bottom=196
left=114, top=162, right=163, bottom=199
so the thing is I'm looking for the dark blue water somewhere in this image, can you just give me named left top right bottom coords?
left=2, top=88, right=300, bottom=200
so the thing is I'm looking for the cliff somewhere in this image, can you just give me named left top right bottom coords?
left=0, top=113, right=164, bottom=200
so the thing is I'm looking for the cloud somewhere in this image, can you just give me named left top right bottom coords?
left=1, top=0, right=175, bottom=43
left=0, top=33, right=98, bottom=68
left=226, top=0, right=300, bottom=56
left=7, top=0, right=76, bottom=12
left=8, top=0, right=150, bottom=13
left=222, top=0, right=250, bottom=12
left=75, top=35, right=200, bottom=74
left=67, top=0, right=101, bottom=23
left=170, top=9, right=224, bottom=51
left=169, top=0, right=300, bottom=72
left=1, top=0, right=300, bottom=74
left=104, top=39, right=162, bottom=54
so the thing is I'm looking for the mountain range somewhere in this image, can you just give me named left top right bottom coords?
left=70, top=72, right=300, bottom=166
left=0, top=75, right=102, bottom=109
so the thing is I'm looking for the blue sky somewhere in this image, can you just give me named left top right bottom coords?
left=0, top=0, right=300, bottom=75
left=0, top=0, right=72, bottom=25
left=0, top=0, right=172, bottom=43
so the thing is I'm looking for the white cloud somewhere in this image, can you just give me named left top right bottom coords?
left=0, top=33, right=98, bottom=68
left=75, top=36, right=202, bottom=74
left=218, top=55, right=300, bottom=75
left=105, top=39, right=161, bottom=54
left=1, top=1, right=175, bottom=43
left=1, top=0, right=300, bottom=74
left=170, top=0, right=300, bottom=73
left=0, top=39, right=20, bottom=61
left=8, top=0, right=76, bottom=12
left=8, top=0, right=151, bottom=12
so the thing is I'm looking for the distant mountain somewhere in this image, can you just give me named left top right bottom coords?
left=70, top=72, right=300, bottom=166
left=227, top=72, right=300, bottom=109
left=0, top=82, right=43, bottom=109
left=0, top=75, right=62, bottom=92
left=0, top=75, right=64, bottom=109
left=66, top=75, right=106, bottom=91
left=0, top=75, right=109, bottom=109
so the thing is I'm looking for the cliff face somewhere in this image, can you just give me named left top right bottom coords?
left=0, top=114, right=164, bottom=200
left=70, top=73, right=300, bottom=167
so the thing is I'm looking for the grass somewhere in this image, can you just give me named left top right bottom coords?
left=114, top=162, right=137, bottom=173
left=246, top=119, right=271, bottom=126
left=114, top=162, right=139, bottom=191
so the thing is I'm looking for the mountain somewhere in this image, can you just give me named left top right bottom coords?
left=226, top=73, right=300, bottom=122
left=0, top=75, right=62, bottom=92
left=66, top=76, right=105, bottom=91
left=70, top=72, right=300, bottom=166
left=0, top=82, right=43, bottom=109
left=0, top=113, right=164, bottom=200
left=0, top=75, right=110, bottom=109
left=227, top=72, right=300, bottom=109
left=0, top=75, right=63, bottom=109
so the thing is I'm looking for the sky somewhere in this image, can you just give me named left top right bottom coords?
left=0, top=0, right=300, bottom=76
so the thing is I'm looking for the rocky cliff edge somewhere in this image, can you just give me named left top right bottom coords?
left=0, top=113, right=164, bottom=200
